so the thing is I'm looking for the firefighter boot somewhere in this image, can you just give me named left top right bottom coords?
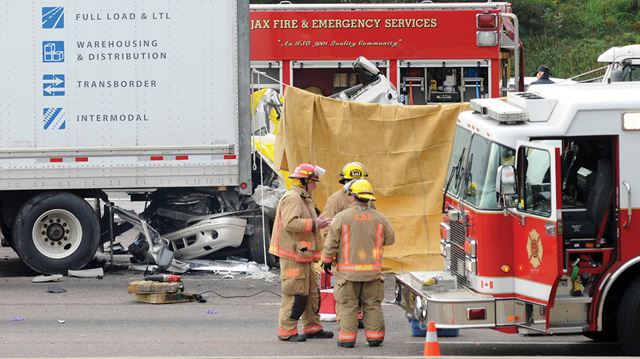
left=306, top=330, right=334, bottom=339
left=279, top=334, right=307, bottom=342
left=338, top=341, right=355, bottom=348
left=368, top=340, right=383, bottom=347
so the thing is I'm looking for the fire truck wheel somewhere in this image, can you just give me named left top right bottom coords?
left=617, top=276, right=640, bottom=354
left=12, top=192, right=100, bottom=274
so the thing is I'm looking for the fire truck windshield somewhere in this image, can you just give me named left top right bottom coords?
left=445, top=127, right=515, bottom=210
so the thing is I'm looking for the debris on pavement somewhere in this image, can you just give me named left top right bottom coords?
left=68, top=268, right=104, bottom=279
left=32, top=274, right=63, bottom=283
left=187, top=259, right=251, bottom=273
left=128, top=264, right=159, bottom=272
left=244, top=263, right=278, bottom=282
left=47, top=284, right=67, bottom=294
left=207, top=307, right=217, bottom=314
left=10, top=316, right=25, bottom=322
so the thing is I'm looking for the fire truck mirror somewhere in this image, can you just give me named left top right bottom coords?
left=496, top=165, right=516, bottom=208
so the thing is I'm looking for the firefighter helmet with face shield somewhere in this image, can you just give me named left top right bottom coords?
left=339, top=162, right=368, bottom=183
left=289, top=163, right=325, bottom=182
left=346, top=179, right=376, bottom=201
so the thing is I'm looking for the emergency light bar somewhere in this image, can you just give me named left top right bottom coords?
left=470, top=98, right=526, bottom=123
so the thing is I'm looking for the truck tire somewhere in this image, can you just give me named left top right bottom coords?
left=12, top=192, right=100, bottom=274
left=247, top=215, right=277, bottom=267
left=617, top=276, right=640, bottom=354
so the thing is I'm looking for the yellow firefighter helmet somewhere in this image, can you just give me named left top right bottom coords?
left=340, top=162, right=368, bottom=183
left=347, top=179, right=376, bottom=201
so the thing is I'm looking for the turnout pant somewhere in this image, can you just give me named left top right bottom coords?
left=334, top=278, right=385, bottom=344
left=278, top=259, right=322, bottom=338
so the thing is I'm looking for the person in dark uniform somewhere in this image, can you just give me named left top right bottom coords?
left=530, top=65, right=555, bottom=85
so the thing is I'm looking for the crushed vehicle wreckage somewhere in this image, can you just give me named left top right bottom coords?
left=110, top=186, right=284, bottom=272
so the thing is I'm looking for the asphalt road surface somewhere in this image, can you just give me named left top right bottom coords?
left=0, top=234, right=627, bottom=358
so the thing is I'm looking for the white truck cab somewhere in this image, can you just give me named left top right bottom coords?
left=572, top=44, right=640, bottom=83
left=599, top=44, right=640, bottom=82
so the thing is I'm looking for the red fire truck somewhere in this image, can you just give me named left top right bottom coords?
left=395, top=81, right=640, bottom=354
left=249, top=2, right=523, bottom=104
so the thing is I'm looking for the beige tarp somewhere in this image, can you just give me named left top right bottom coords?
left=275, top=87, right=469, bottom=272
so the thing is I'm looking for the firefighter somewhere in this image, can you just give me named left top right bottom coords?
left=322, top=179, right=395, bottom=348
left=269, top=162, right=334, bottom=342
left=320, top=161, right=373, bottom=326
left=322, top=162, right=371, bottom=219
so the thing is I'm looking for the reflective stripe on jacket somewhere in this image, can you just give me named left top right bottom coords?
left=321, top=189, right=376, bottom=246
left=269, top=186, right=321, bottom=263
left=322, top=205, right=395, bottom=281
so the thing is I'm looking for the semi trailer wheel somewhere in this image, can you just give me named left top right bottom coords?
left=247, top=215, right=277, bottom=267
left=12, top=192, right=100, bottom=274
left=617, top=276, right=640, bottom=355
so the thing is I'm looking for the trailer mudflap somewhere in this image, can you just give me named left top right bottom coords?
left=395, top=272, right=497, bottom=329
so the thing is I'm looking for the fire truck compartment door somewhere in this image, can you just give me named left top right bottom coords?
left=512, top=141, right=563, bottom=309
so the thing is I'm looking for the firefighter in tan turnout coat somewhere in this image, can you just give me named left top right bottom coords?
left=269, top=163, right=334, bottom=342
left=322, top=179, right=395, bottom=348
left=322, top=162, right=371, bottom=219
left=321, top=162, right=373, bottom=324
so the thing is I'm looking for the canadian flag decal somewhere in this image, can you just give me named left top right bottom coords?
left=480, top=280, right=494, bottom=289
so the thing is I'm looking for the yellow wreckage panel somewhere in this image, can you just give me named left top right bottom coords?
left=275, top=87, right=469, bottom=272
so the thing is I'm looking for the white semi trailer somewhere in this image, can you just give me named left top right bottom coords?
left=0, top=0, right=270, bottom=274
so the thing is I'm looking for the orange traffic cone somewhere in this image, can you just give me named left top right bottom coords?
left=423, top=321, right=441, bottom=357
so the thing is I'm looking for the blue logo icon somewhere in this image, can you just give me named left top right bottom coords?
left=42, top=41, right=64, bottom=63
left=42, top=7, right=64, bottom=29
left=43, top=107, right=66, bottom=130
left=43, top=74, right=65, bottom=96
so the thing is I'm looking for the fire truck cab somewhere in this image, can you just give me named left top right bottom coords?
left=395, top=81, right=640, bottom=354
left=600, top=44, right=640, bottom=83
left=250, top=2, right=523, bottom=104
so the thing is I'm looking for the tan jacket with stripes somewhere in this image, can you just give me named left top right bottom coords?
left=321, top=189, right=376, bottom=244
left=269, top=186, right=321, bottom=263
left=322, top=189, right=376, bottom=219
left=322, top=204, right=395, bottom=281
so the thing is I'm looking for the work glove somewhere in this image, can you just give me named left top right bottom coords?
left=316, top=215, right=332, bottom=229
left=321, top=262, right=333, bottom=275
